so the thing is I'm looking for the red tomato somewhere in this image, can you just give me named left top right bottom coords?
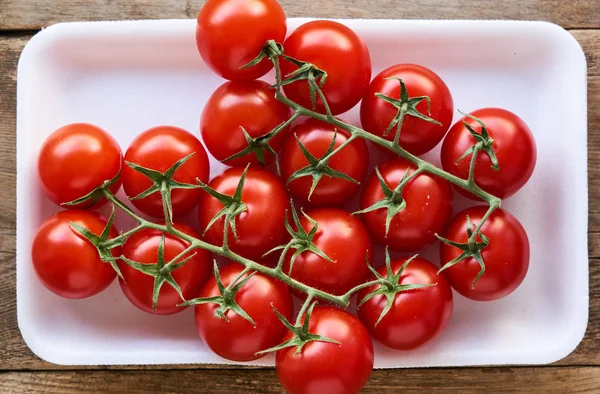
left=118, top=223, right=212, bottom=315
left=201, top=80, right=291, bottom=167
left=440, top=206, right=530, bottom=301
left=359, top=158, right=453, bottom=252
left=282, top=208, right=371, bottom=297
left=198, top=167, right=289, bottom=260
left=196, top=0, right=286, bottom=81
left=194, top=263, right=294, bottom=361
left=122, top=126, right=210, bottom=218
left=281, top=20, right=371, bottom=115
left=441, top=108, right=537, bottom=200
left=357, top=256, right=453, bottom=350
left=32, top=210, right=118, bottom=299
left=276, top=306, right=374, bottom=394
left=360, top=64, right=454, bottom=156
left=38, top=123, right=122, bottom=209
left=280, top=118, right=368, bottom=206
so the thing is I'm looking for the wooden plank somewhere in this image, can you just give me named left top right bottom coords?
left=1, top=367, right=600, bottom=393
left=0, top=29, right=599, bottom=370
left=0, top=0, right=599, bottom=31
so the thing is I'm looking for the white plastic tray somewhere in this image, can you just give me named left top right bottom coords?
left=16, top=18, right=588, bottom=367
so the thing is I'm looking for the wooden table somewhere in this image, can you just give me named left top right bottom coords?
left=1, top=1, right=599, bottom=392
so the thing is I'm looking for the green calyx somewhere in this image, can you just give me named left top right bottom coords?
left=196, top=165, right=249, bottom=251
left=455, top=110, right=500, bottom=172
left=354, top=166, right=422, bottom=237
left=256, top=301, right=340, bottom=356
left=180, top=261, right=256, bottom=326
left=69, top=205, right=125, bottom=279
left=436, top=215, right=490, bottom=289
left=121, top=234, right=197, bottom=314
left=242, top=40, right=285, bottom=70
left=278, top=55, right=328, bottom=113
left=222, top=126, right=281, bottom=173
left=126, top=153, right=200, bottom=224
left=286, top=130, right=359, bottom=202
left=266, top=201, right=333, bottom=275
left=62, top=168, right=122, bottom=208
left=376, top=78, right=442, bottom=146
left=359, top=250, right=437, bottom=326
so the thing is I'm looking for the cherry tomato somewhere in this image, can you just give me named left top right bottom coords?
left=360, top=64, right=454, bottom=156
left=282, top=208, right=371, bottom=297
left=441, top=108, right=537, bottom=200
left=196, top=0, right=286, bottom=81
left=281, top=20, right=371, bottom=115
left=357, top=256, right=453, bottom=350
left=38, top=123, right=122, bottom=209
left=198, top=167, right=289, bottom=260
left=280, top=118, right=368, bottom=206
left=122, top=126, right=210, bottom=218
left=276, top=306, right=374, bottom=394
left=118, top=223, right=212, bottom=315
left=32, top=210, right=118, bottom=299
left=194, top=263, right=294, bottom=361
left=201, top=80, right=291, bottom=167
left=359, top=158, right=453, bottom=252
left=440, top=206, right=530, bottom=301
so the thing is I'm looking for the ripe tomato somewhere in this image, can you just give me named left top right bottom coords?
left=194, top=263, right=294, bottom=361
left=441, top=108, right=537, bottom=200
left=38, top=123, right=122, bottom=209
left=360, top=64, right=454, bottom=156
left=282, top=208, right=371, bottom=297
left=276, top=306, right=374, bottom=394
left=281, top=20, right=371, bottom=115
left=122, top=126, right=210, bottom=218
left=359, top=158, right=453, bottom=252
left=440, top=206, right=530, bottom=301
left=198, top=167, right=289, bottom=260
left=196, top=0, right=286, bottom=81
left=280, top=118, right=368, bottom=206
left=201, top=80, right=292, bottom=167
left=118, top=223, right=212, bottom=315
left=32, top=210, right=118, bottom=299
left=357, top=256, right=453, bottom=350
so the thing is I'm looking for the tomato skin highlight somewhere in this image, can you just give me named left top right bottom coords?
left=359, top=158, right=454, bottom=252
left=32, top=210, right=119, bottom=299
left=196, top=0, right=287, bottom=81
left=201, top=80, right=292, bottom=167
left=282, top=208, right=372, bottom=297
left=198, top=167, right=289, bottom=261
left=281, top=20, right=372, bottom=115
left=361, top=64, right=454, bottom=156
left=358, top=256, right=453, bottom=350
left=38, top=123, right=123, bottom=209
left=122, top=126, right=210, bottom=218
left=194, top=263, right=294, bottom=362
left=440, top=206, right=530, bottom=301
left=276, top=306, right=374, bottom=394
left=118, top=223, right=212, bottom=315
left=280, top=118, right=369, bottom=206
left=441, top=108, right=537, bottom=200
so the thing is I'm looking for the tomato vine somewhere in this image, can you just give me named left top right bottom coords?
left=68, top=38, right=503, bottom=327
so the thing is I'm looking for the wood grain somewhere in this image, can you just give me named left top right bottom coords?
left=0, top=11, right=599, bottom=394
left=0, top=0, right=599, bottom=31
left=1, top=367, right=600, bottom=393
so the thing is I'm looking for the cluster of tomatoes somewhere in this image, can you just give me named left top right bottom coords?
left=30, top=0, right=538, bottom=393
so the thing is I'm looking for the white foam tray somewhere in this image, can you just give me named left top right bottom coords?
left=16, top=18, right=588, bottom=367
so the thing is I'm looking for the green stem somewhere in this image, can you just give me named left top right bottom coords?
left=393, top=104, right=408, bottom=147
left=295, top=294, right=314, bottom=325
left=317, top=134, right=357, bottom=168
